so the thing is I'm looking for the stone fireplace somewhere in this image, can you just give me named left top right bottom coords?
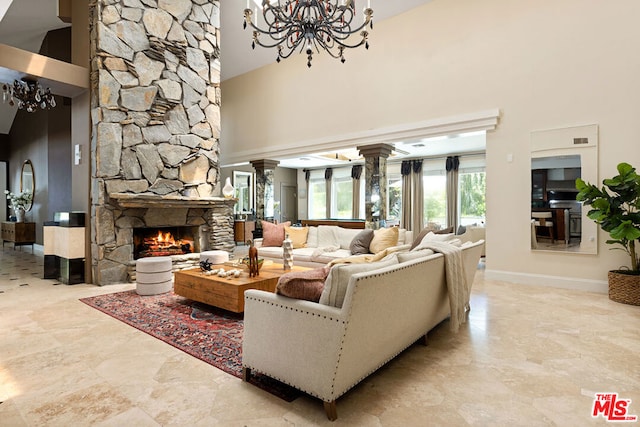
left=89, top=0, right=226, bottom=285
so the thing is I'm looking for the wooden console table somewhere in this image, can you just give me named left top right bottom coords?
left=234, top=220, right=256, bottom=244
left=1, top=222, right=36, bottom=252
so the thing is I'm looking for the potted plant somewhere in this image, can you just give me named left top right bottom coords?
left=4, top=190, right=33, bottom=222
left=576, top=162, right=640, bottom=306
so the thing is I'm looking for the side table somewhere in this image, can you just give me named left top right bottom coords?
left=1, top=221, right=36, bottom=252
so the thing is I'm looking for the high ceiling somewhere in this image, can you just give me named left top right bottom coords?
left=0, top=0, right=485, bottom=166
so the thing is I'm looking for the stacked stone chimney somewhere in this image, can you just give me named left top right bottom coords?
left=89, top=0, right=228, bottom=285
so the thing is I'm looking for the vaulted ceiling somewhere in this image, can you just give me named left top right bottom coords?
left=0, top=0, right=434, bottom=135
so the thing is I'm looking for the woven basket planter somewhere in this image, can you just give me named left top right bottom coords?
left=608, top=271, right=640, bottom=306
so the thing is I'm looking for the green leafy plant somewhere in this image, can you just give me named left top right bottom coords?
left=576, top=162, right=640, bottom=273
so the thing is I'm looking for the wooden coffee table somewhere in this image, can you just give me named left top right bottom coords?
left=173, top=262, right=309, bottom=313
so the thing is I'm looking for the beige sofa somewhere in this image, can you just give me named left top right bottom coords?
left=242, top=240, right=485, bottom=420
left=253, top=225, right=414, bottom=267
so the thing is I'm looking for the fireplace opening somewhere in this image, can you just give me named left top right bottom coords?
left=133, top=226, right=201, bottom=259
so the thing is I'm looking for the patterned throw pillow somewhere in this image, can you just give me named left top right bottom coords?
left=284, top=226, right=309, bottom=248
left=261, top=220, right=291, bottom=247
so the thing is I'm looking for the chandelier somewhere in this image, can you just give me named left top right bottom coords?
left=244, top=0, right=373, bottom=67
left=2, top=78, right=56, bottom=112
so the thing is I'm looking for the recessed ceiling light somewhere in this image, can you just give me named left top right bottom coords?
left=299, top=157, right=310, bottom=161
left=412, top=143, right=425, bottom=147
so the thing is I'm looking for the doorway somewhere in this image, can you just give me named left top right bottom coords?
left=280, top=184, right=297, bottom=224
left=1, top=161, right=7, bottom=221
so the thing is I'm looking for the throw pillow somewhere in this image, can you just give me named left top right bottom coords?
left=276, top=266, right=330, bottom=302
left=319, top=256, right=399, bottom=308
left=410, top=226, right=454, bottom=250
left=412, top=233, right=462, bottom=251
left=284, top=226, right=309, bottom=248
left=261, top=220, right=291, bottom=247
left=369, top=227, right=399, bottom=254
left=349, top=229, right=374, bottom=255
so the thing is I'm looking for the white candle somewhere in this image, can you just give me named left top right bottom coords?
left=255, top=6, right=259, bottom=25
left=247, top=0, right=250, bottom=9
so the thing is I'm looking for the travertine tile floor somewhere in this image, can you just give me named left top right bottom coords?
left=1, top=248, right=639, bottom=426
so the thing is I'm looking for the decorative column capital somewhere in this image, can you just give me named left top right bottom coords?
left=357, top=143, right=394, bottom=159
left=250, top=159, right=280, bottom=171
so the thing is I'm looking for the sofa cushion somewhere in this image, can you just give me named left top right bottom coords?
left=306, top=226, right=318, bottom=248
left=261, top=220, right=291, bottom=246
left=311, top=248, right=352, bottom=264
left=317, top=225, right=340, bottom=247
left=369, top=227, right=399, bottom=254
left=275, top=266, right=330, bottom=302
left=285, top=225, right=309, bottom=248
left=255, top=245, right=283, bottom=258
left=398, top=249, right=435, bottom=263
left=349, top=229, right=374, bottom=255
left=319, top=256, right=399, bottom=308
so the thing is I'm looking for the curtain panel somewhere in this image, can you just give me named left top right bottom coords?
left=325, top=168, right=333, bottom=219
left=400, top=160, right=424, bottom=232
left=446, top=156, right=460, bottom=231
left=351, top=165, right=363, bottom=219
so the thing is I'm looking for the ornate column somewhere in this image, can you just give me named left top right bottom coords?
left=357, top=144, right=394, bottom=228
left=250, top=159, right=279, bottom=222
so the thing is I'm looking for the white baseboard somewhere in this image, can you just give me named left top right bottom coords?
left=484, top=269, right=608, bottom=294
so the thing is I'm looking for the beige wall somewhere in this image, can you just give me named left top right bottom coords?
left=221, top=0, right=640, bottom=289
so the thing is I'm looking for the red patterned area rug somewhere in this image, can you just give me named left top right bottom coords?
left=80, top=290, right=300, bottom=402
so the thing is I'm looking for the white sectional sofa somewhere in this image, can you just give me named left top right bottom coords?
left=253, top=225, right=414, bottom=267
left=242, top=240, right=485, bottom=420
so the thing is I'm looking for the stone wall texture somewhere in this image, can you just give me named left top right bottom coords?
left=89, top=0, right=226, bottom=285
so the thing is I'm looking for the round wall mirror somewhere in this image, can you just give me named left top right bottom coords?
left=20, top=159, right=34, bottom=212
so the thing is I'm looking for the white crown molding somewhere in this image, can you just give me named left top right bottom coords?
left=484, top=269, right=608, bottom=294
left=222, top=108, right=500, bottom=166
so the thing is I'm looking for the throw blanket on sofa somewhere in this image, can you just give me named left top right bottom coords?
left=418, top=242, right=468, bottom=332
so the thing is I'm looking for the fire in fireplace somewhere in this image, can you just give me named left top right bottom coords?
left=133, top=226, right=201, bottom=259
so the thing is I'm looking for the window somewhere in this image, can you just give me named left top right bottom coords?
left=307, top=170, right=326, bottom=219
left=331, top=168, right=352, bottom=218
left=423, top=173, right=447, bottom=229
left=458, top=169, right=486, bottom=226
left=458, top=156, right=486, bottom=226
left=387, top=164, right=402, bottom=225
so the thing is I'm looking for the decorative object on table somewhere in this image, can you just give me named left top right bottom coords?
left=222, top=176, right=235, bottom=198
left=243, top=0, right=374, bottom=68
left=283, top=233, right=293, bottom=271
left=577, top=162, right=640, bottom=305
left=241, top=257, right=264, bottom=272
left=248, top=239, right=260, bottom=277
left=199, top=259, right=213, bottom=271
left=4, top=190, right=33, bottom=222
left=2, top=78, right=56, bottom=112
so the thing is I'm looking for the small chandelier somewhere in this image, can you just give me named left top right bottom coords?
left=2, top=78, right=56, bottom=113
left=244, top=0, right=373, bottom=68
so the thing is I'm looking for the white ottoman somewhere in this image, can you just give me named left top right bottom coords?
left=199, top=250, right=229, bottom=265
left=136, top=256, right=172, bottom=296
